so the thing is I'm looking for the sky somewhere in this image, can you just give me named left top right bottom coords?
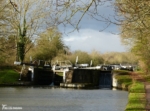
left=59, top=1, right=127, bottom=53
left=63, top=29, right=127, bottom=53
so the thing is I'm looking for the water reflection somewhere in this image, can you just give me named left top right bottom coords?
left=0, top=87, right=128, bottom=111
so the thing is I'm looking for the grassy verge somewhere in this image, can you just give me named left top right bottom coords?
left=129, top=82, right=145, bottom=93
left=0, top=69, right=20, bottom=84
left=113, top=70, right=147, bottom=111
left=125, top=93, right=146, bottom=111
left=125, top=82, right=146, bottom=111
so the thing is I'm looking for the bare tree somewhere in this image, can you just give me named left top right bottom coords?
left=115, top=0, right=150, bottom=72
left=50, top=0, right=114, bottom=31
left=5, top=0, right=60, bottom=62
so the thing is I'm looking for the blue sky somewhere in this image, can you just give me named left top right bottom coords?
left=59, top=1, right=127, bottom=53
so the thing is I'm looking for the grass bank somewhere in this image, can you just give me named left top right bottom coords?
left=113, top=70, right=133, bottom=90
left=0, top=69, right=20, bottom=84
left=125, top=82, right=146, bottom=111
left=113, top=70, right=146, bottom=111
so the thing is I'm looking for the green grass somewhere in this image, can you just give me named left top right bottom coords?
left=0, top=69, right=20, bottom=84
left=129, top=82, right=145, bottom=93
left=115, top=74, right=133, bottom=89
left=113, top=70, right=133, bottom=89
left=115, top=75, right=132, bottom=83
left=125, top=93, right=146, bottom=111
left=128, top=93, right=145, bottom=100
left=125, top=82, right=146, bottom=111
left=125, top=105, right=146, bottom=111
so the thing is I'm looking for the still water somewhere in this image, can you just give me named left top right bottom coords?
left=0, top=87, right=128, bottom=111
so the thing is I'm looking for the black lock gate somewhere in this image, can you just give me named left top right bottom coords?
left=99, top=71, right=112, bottom=88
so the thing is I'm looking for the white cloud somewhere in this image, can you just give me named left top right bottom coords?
left=64, top=35, right=91, bottom=42
left=63, top=29, right=127, bottom=53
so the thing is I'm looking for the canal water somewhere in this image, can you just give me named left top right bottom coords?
left=0, top=87, right=128, bottom=111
